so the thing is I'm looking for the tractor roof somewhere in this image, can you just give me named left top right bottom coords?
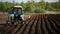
left=14, top=6, right=22, bottom=8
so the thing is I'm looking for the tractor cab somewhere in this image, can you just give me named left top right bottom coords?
left=12, top=6, right=22, bottom=14
left=9, top=6, right=24, bottom=21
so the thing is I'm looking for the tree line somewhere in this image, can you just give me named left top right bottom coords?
left=0, top=0, right=60, bottom=13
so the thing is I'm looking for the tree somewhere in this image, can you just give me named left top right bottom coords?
left=59, top=0, right=60, bottom=2
left=0, top=2, right=5, bottom=12
left=40, top=0, right=46, bottom=9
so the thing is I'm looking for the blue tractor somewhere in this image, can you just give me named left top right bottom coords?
left=7, top=6, right=24, bottom=25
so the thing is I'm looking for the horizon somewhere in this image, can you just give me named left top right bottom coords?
left=0, top=0, right=59, bottom=3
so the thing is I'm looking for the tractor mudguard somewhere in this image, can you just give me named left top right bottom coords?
left=20, top=13, right=24, bottom=20
left=9, top=14, right=14, bottom=17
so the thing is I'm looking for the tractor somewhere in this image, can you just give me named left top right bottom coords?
left=6, top=6, right=24, bottom=26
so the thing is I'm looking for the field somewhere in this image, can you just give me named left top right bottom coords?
left=0, top=14, right=60, bottom=34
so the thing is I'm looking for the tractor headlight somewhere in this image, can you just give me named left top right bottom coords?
left=9, top=14, right=14, bottom=17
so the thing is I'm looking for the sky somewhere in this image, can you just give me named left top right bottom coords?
left=0, top=0, right=59, bottom=3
